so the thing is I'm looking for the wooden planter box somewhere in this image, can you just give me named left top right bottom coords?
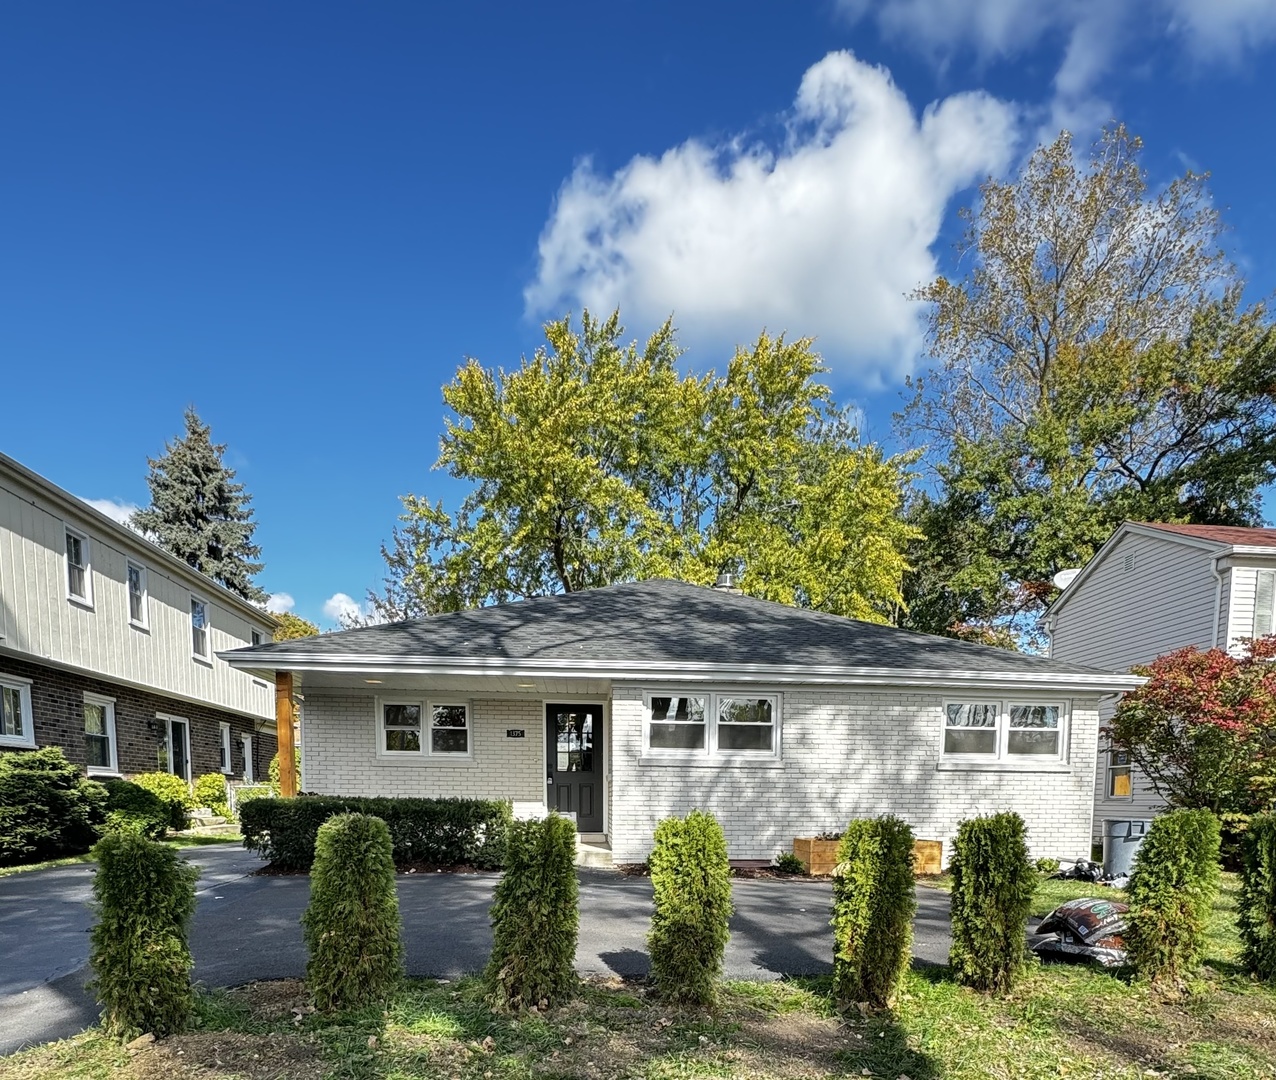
left=793, top=837, right=944, bottom=876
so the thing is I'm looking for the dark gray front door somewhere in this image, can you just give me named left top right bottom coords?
left=546, top=703, right=603, bottom=832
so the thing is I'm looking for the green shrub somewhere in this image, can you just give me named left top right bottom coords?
left=1035, top=857, right=1061, bottom=876
left=0, top=747, right=105, bottom=866
left=240, top=795, right=512, bottom=870
left=774, top=852, right=804, bottom=875
left=485, top=814, right=579, bottom=1010
left=268, top=749, right=300, bottom=795
left=1241, top=813, right=1276, bottom=980
left=301, top=813, right=403, bottom=1012
left=948, top=812, right=1036, bottom=994
left=100, top=779, right=169, bottom=840
left=130, top=772, right=193, bottom=832
left=192, top=773, right=231, bottom=819
left=831, top=816, right=917, bottom=1009
left=88, top=832, right=199, bottom=1038
left=1127, top=808, right=1221, bottom=987
left=647, top=809, right=733, bottom=1006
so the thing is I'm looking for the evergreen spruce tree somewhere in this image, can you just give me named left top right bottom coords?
left=132, top=409, right=266, bottom=601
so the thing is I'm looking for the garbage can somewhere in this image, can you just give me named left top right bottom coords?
left=1102, top=819, right=1152, bottom=878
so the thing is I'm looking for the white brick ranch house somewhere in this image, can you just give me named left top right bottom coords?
left=221, top=579, right=1139, bottom=866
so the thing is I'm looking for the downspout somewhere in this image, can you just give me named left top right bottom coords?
left=1210, top=553, right=1226, bottom=651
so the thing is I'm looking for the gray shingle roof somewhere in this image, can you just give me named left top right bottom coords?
left=228, top=578, right=1122, bottom=678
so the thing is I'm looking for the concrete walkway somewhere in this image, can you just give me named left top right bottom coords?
left=0, top=848, right=953, bottom=1055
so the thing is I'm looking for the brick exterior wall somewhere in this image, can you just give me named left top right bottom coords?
left=300, top=682, right=1100, bottom=867
left=609, top=684, right=1101, bottom=865
left=301, top=692, right=545, bottom=801
left=0, top=654, right=275, bottom=781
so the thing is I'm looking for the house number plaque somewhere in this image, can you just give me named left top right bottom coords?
left=506, top=729, right=525, bottom=738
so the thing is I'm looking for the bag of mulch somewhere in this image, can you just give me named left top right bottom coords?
left=1031, top=897, right=1129, bottom=968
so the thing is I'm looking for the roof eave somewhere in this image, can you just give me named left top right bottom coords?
left=217, top=650, right=1142, bottom=694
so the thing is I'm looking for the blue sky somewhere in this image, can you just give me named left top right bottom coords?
left=3, top=1, right=1274, bottom=628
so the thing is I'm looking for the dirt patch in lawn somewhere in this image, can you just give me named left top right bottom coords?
left=225, top=979, right=310, bottom=1021
left=130, top=1032, right=324, bottom=1080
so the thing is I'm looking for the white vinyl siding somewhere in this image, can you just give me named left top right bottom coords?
left=1049, top=532, right=1219, bottom=669
left=0, top=468, right=272, bottom=721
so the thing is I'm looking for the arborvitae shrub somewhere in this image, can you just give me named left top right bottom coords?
left=485, top=814, right=579, bottom=1010
left=948, top=812, right=1036, bottom=993
left=130, top=772, right=193, bottom=832
left=192, top=773, right=231, bottom=819
left=100, top=779, right=170, bottom=840
left=301, top=813, right=403, bottom=1012
left=1241, top=813, right=1276, bottom=980
left=88, top=832, right=199, bottom=1038
left=647, top=809, right=733, bottom=1006
left=831, top=816, right=917, bottom=1009
left=0, top=747, right=105, bottom=866
left=1127, top=808, right=1221, bottom=987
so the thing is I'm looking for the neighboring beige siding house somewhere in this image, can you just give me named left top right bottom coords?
left=0, top=451, right=279, bottom=783
left=1044, top=521, right=1276, bottom=837
left=224, top=579, right=1138, bottom=866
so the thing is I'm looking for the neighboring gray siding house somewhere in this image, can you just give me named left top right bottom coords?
left=1044, top=521, right=1276, bottom=837
left=223, top=579, right=1137, bottom=866
left=0, top=451, right=279, bottom=783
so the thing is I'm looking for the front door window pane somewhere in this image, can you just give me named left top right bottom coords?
left=85, top=703, right=111, bottom=769
left=169, top=720, right=190, bottom=780
left=556, top=711, right=594, bottom=772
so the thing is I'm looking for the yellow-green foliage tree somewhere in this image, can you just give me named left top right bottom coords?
left=271, top=612, right=319, bottom=641
left=370, top=311, right=918, bottom=620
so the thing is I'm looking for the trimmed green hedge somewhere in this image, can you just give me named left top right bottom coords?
left=239, top=795, right=512, bottom=870
left=948, top=812, right=1036, bottom=994
left=1241, top=812, right=1276, bottom=981
left=302, top=813, right=403, bottom=1012
left=130, top=772, right=193, bottom=832
left=831, top=815, right=917, bottom=1010
left=647, top=809, right=733, bottom=1006
left=0, top=748, right=105, bottom=866
left=193, top=773, right=230, bottom=820
left=100, top=779, right=170, bottom=840
left=1127, top=808, right=1221, bottom=987
left=485, top=814, right=579, bottom=1011
left=88, top=832, right=199, bottom=1038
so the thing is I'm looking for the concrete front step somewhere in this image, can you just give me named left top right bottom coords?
left=576, top=836, right=613, bottom=869
left=173, top=823, right=242, bottom=838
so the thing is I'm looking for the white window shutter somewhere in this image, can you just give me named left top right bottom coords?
left=1254, top=571, right=1276, bottom=638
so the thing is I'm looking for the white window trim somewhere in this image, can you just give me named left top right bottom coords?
left=64, top=525, right=94, bottom=609
left=374, top=697, right=474, bottom=762
left=939, top=697, right=1070, bottom=769
left=83, top=691, right=118, bottom=776
left=126, top=559, right=149, bottom=630
left=640, top=689, right=782, bottom=764
left=0, top=673, right=36, bottom=749
left=190, top=593, right=212, bottom=662
left=219, top=721, right=233, bottom=774
left=1106, top=749, right=1134, bottom=802
left=158, top=712, right=192, bottom=783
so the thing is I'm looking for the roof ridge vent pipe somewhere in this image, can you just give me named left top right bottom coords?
left=713, top=571, right=742, bottom=593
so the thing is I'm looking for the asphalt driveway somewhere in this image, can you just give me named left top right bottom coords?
left=0, top=847, right=953, bottom=1055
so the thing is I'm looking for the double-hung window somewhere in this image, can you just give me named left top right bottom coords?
left=65, top=527, right=92, bottom=606
left=942, top=699, right=1067, bottom=764
left=127, top=560, right=148, bottom=628
left=644, top=691, right=779, bottom=759
left=190, top=595, right=210, bottom=660
left=1108, top=749, right=1133, bottom=798
left=219, top=721, right=233, bottom=773
left=1255, top=570, right=1276, bottom=638
left=377, top=699, right=470, bottom=758
left=84, top=693, right=117, bottom=774
left=0, top=675, right=35, bottom=749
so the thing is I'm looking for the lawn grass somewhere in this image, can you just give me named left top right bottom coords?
left=0, top=833, right=242, bottom=878
left=1, top=874, right=1271, bottom=1079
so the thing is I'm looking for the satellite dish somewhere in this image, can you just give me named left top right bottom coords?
left=1052, top=568, right=1082, bottom=590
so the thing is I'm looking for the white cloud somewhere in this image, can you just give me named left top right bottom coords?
left=526, top=51, right=1019, bottom=382
left=266, top=592, right=295, bottom=614
left=78, top=497, right=141, bottom=527
left=1163, top=0, right=1276, bottom=61
left=322, top=591, right=381, bottom=628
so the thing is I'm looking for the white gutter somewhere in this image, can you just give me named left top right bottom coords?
left=218, top=650, right=1144, bottom=695
left=1211, top=552, right=1226, bottom=650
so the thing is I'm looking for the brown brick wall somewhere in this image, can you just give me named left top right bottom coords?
left=0, top=654, right=276, bottom=781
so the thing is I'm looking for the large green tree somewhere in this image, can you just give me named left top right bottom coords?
left=132, top=408, right=267, bottom=602
left=899, top=126, right=1276, bottom=643
left=370, top=311, right=918, bottom=621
